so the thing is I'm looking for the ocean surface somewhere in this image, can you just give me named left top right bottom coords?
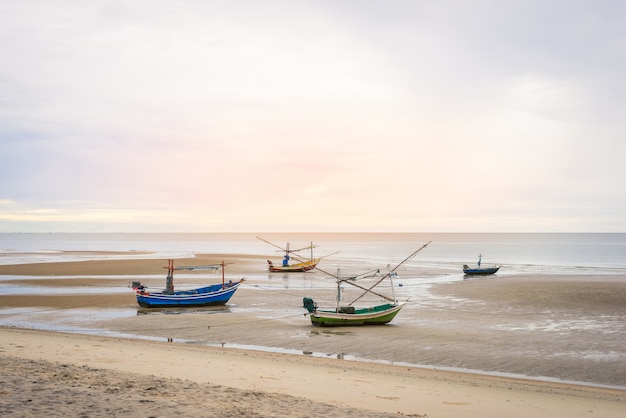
left=1, top=232, right=625, bottom=271
left=1, top=233, right=625, bottom=389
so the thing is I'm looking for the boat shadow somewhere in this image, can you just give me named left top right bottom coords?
left=463, top=273, right=499, bottom=280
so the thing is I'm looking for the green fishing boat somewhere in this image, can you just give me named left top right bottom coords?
left=303, top=298, right=405, bottom=326
left=302, top=241, right=431, bottom=327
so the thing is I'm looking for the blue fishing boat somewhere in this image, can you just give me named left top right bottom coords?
left=132, top=260, right=243, bottom=308
left=463, top=254, right=500, bottom=275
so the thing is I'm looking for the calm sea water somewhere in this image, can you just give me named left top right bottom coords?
left=1, top=232, right=625, bottom=273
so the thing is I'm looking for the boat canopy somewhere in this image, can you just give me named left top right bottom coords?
left=303, top=297, right=316, bottom=313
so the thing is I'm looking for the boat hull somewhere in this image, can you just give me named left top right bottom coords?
left=309, top=303, right=405, bottom=327
left=463, top=266, right=500, bottom=275
left=267, top=259, right=318, bottom=272
left=134, top=281, right=242, bottom=308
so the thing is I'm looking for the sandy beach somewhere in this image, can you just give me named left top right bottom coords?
left=1, top=254, right=625, bottom=417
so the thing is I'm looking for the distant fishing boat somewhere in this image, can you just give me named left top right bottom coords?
left=132, top=260, right=243, bottom=308
left=268, top=258, right=318, bottom=273
left=303, top=241, right=431, bottom=326
left=463, top=254, right=500, bottom=275
left=257, top=236, right=337, bottom=272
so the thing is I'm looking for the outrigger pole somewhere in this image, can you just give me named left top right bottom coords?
left=164, top=260, right=224, bottom=293
left=334, top=268, right=380, bottom=311
left=256, top=236, right=338, bottom=266
left=314, top=265, right=394, bottom=302
left=348, top=241, right=431, bottom=306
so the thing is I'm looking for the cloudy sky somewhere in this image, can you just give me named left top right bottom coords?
left=1, top=0, right=625, bottom=233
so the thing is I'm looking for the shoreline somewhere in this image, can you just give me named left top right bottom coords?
left=1, top=327, right=624, bottom=417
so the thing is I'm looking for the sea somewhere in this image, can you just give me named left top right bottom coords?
left=1, top=232, right=625, bottom=389
left=1, top=232, right=625, bottom=272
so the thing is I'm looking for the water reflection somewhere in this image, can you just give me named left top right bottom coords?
left=136, top=305, right=231, bottom=315
left=0, top=284, right=131, bottom=295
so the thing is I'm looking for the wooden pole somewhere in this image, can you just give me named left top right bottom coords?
left=349, top=241, right=431, bottom=306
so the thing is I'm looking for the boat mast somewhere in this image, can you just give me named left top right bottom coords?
left=284, top=242, right=290, bottom=267
left=388, top=264, right=397, bottom=303
left=335, top=267, right=342, bottom=311
left=164, top=259, right=174, bottom=294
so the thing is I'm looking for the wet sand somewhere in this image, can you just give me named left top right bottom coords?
left=1, top=254, right=625, bottom=417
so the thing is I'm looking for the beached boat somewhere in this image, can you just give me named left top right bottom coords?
left=257, top=237, right=337, bottom=273
left=267, top=258, right=318, bottom=272
left=463, top=254, right=500, bottom=275
left=132, top=260, right=243, bottom=308
left=303, top=241, right=431, bottom=326
left=303, top=297, right=406, bottom=326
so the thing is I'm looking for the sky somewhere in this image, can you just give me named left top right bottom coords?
left=1, top=0, right=625, bottom=233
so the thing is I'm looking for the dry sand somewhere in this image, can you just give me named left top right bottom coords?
left=1, top=254, right=625, bottom=417
left=2, top=328, right=624, bottom=418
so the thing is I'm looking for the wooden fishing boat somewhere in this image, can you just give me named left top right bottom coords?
left=267, top=258, right=318, bottom=272
left=132, top=260, right=243, bottom=308
left=303, top=241, right=431, bottom=327
left=303, top=298, right=405, bottom=326
left=463, top=265, right=500, bottom=275
left=257, top=237, right=337, bottom=273
left=463, top=254, right=500, bottom=275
